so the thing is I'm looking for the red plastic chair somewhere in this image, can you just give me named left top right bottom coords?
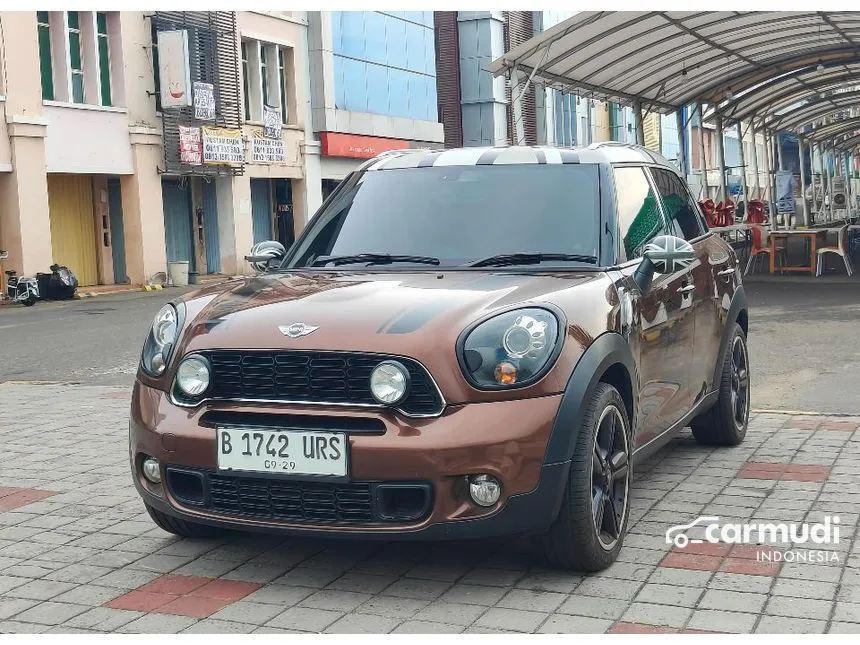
left=744, top=225, right=784, bottom=275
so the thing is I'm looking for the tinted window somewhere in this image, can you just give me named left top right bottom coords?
left=287, top=164, right=601, bottom=268
left=649, top=167, right=705, bottom=240
left=613, top=166, right=669, bottom=261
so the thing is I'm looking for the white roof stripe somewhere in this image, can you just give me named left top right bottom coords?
left=493, top=147, right=540, bottom=164
left=542, top=148, right=563, bottom=164
left=432, top=148, right=488, bottom=167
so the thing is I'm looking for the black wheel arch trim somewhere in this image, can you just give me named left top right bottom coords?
left=543, top=331, right=638, bottom=466
left=712, top=285, right=748, bottom=390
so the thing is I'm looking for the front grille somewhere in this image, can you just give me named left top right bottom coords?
left=185, top=351, right=443, bottom=416
left=208, top=473, right=374, bottom=523
left=169, top=471, right=434, bottom=525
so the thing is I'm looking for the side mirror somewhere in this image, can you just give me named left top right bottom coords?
left=245, top=240, right=287, bottom=273
left=633, top=235, right=696, bottom=294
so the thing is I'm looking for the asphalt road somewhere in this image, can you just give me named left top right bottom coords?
left=1, top=278, right=858, bottom=413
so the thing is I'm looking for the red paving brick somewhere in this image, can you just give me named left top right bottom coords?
left=738, top=462, right=830, bottom=482
left=784, top=418, right=822, bottom=430
left=0, top=487, right=55, bottom=511
left=609, top=623, right=678, bottom=634
left=153, top=595, right=233, bottom=619
left=818, top=421, right=858, bottom=432
left=719, top=557, right=782, bottom=576
left=192, top=578, right=261, bottom=601
left=659, top=552, right=723, bottom=571
left=729, top=544, right=783, bottom=560
left=106, top=590, right=176, bottom=613
left=138, top=574, right=212, bottom=596
left=672, top=541, right=731, bottom=557
left=103, top=574, right=261, bottom=619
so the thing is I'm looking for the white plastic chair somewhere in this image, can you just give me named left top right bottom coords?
left=816, top=224, right=854, bottom=277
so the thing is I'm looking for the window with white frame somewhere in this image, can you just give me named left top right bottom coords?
left=241, top=38, right=292, bottom=125
left=37, top=11, right=118, bottom=107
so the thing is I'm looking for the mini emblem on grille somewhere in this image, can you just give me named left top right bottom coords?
left=279, top=322, right=319, bottom=338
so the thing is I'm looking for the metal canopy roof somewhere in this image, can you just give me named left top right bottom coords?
left=804, top=115, right=860, bottom=143
left=487, top=11, right=860, bottom=115
left=764, top=90, right=860, bottom=130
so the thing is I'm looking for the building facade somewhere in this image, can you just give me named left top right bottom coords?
left=0, top=10, right=318, bottom=287
left=305, top=11, right=444, bottom=201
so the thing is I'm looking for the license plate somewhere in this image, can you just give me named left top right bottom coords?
left=216, top=428, right=347, bottom=477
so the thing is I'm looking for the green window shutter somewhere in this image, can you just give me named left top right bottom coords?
left=97, top=13, right=111, bottom=106
left=37, top=14, right=54, bottom=101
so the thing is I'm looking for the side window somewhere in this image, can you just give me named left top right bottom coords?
left=649, top=167, right=705, bottom=240
left=613, top=166, right=671, bottom=262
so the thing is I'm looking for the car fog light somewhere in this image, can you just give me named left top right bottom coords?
left=142, top=457, right=161, bottom=484
left=176, top=355, right=211, bottom=397
left=469, top=474, right=502, bottom=507
left=369, top=361, right=409, bottom=405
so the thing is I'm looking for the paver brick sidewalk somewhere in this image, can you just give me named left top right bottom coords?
left=1, top=383, right=859, bottom=633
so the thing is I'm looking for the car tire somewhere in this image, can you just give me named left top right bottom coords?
left=145, top=503, right=226, bottom=538
left=537, top=382, right=632, bottom=571
left=691, top=323, right=749, bottom=446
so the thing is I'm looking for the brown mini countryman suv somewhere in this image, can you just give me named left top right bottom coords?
left=130, top=142, right=749, bottom=571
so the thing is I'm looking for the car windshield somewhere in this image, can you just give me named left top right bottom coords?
left=285, top=164, right=601, bottom=269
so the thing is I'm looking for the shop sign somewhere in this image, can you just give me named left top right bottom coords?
left=263, top=105, right=282, bottom=139
left=193, top=82, right=216, bottom=121
left=178, top=126, right=202, bottom=165
left=202, top=126, right=244, bottom=165
left=157, top=30, right=192, bottom=108
left=320, top=132, right=408, bottom=159
left=252, top=136, right=286, bottom=164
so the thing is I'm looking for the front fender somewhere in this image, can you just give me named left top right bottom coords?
left=544, top=332, right=638, bottom=465
left=711, top=285, right=748, bottom=389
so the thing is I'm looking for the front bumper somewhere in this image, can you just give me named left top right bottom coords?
left=129, top=381, right=568, bottom=539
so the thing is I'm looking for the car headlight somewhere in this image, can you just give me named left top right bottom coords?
left=140, top=304, right=180, bottom=376
left=369, top=360, right=410, bottom=404
left=176, top=355, right=211, bottom=397
left=459, top=308, right=562, bottom=389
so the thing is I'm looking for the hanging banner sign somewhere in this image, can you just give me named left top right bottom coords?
left=252, top=136, right=286, bottom=164
left=202, top=126, right=244, bottom=165
left=263, top=105, right=282, bottom=139
left=157, top=30, right=192, bottom=108
left=193, top=82, right=215, bottom=121
left=178, top=126, right=202, bottom=166
left=776, top=170, right=795, bottom=214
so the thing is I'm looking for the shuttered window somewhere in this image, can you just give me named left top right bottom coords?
left=37, top=11, right=54, bottom=100
left=97, top=12, right=112, bottom=106
left=67, top=11, right=84, bottom=103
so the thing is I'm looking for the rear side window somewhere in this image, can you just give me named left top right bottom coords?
left=649, top=167, right=705, bottom=240
left=613, top=166, right=669, bottom=262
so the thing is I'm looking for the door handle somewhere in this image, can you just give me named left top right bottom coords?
left=677, top=284, right=696, bottom=293
left=717, top=267, right=736, bottom=277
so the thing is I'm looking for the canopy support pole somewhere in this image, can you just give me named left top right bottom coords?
left=750, top=121, right=761, bottom=199
left=676, top=108, right=687, bottom=176
left=821, top=146, right=833, bottom=222
left=762, top=127, right=774, bottom=228
left=634, top=100, right=645, bottom=146
left=736, top=122, right=750, bottom=215
left=510, top=68, right=526, bottom=146
left=798, top=137, right=809, bottom=227
left=777, top=132, right=785, bottom=171
left=715, top=113, right=728, bottom=204
left=697, top=102, right=709, bottom=200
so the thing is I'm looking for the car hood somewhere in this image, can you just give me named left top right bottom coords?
left=175, top=269, right=612, bottom=402
left=181, top=270, right=599, bottom=348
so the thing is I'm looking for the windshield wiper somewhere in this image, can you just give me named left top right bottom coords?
left=311, top=253, right=441, bottom=267
left=467, top=253, right=599, bottom=268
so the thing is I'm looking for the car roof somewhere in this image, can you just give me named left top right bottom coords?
left=362, top=142, right=677, bottom=172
